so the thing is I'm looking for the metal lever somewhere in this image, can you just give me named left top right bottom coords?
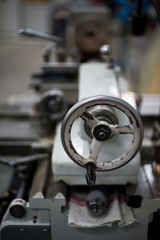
left=0, top=153, right=50, bottom=167
left=18, top=28, right=62, bottom=43
left=86, top=163, right=96, bottom=187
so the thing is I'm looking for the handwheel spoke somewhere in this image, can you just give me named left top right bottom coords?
left=112, top=124, right=134, bottom=135
left=88, top=138, right=103, bottom=164
left=80, top=111, right=99, bottom=128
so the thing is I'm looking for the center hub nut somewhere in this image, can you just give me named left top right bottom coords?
left=92, top=124, right=112, bottom=141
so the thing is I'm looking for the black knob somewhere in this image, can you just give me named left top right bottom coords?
left=86, top=163, right=96, bottom=187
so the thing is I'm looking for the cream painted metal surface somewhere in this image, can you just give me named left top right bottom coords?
left=52, top=62, right=141, bottom=185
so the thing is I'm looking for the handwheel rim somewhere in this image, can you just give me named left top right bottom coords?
left=61, top=95, right=143, bottom=171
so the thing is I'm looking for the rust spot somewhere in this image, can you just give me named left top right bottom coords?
left=69, top=140, right=76, bottom=153
left=68, top=125, right=72, bottom=134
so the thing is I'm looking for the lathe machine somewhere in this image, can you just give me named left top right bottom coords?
left=0, top=5, right=160, bottom=239
left=0, top=45, right=160, bottom=239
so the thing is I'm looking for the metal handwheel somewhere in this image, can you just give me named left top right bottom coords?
left=61, top=95, right=143, bottom=185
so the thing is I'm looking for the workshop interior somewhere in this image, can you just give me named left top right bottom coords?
left=0, top=0, right=160, bottom=239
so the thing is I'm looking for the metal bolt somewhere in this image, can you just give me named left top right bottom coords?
left=93, top=124, right=111, bottom=141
